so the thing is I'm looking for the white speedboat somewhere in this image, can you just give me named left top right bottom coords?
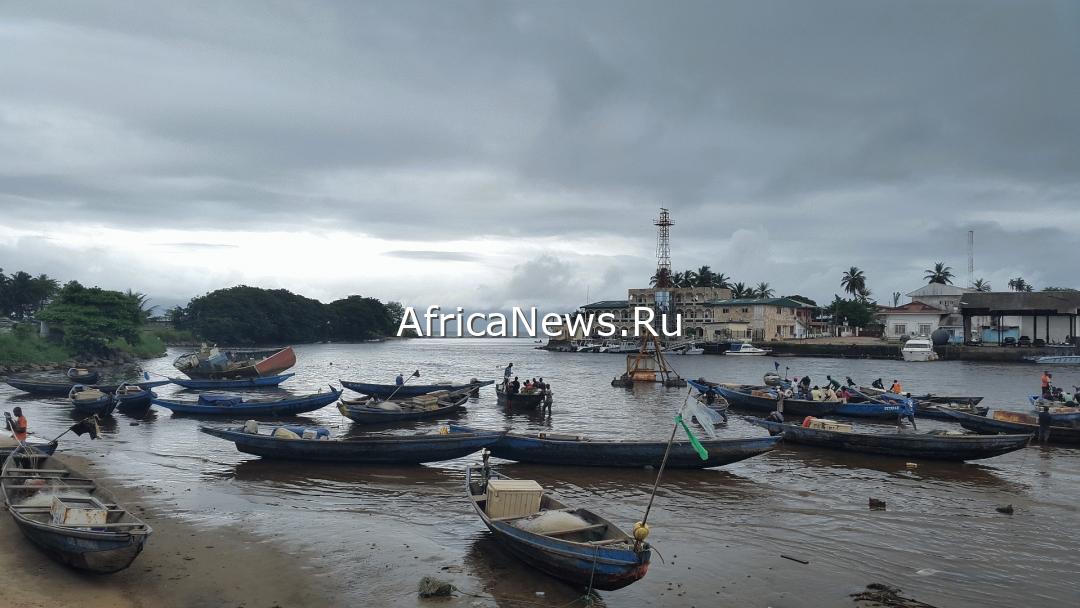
left=725, top=342, right=770, bottom=356
left=667, top=343, right=704, bottom=355
left=901, top=338, right=939, bottom=362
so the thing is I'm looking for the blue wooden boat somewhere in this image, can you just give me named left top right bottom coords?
left=1028, top=397, right=1080, bottom=425
left=169, top=373, right=295, bottom=390
left=153, top=386, right=342, bottom=416
left=68, top=385, right=116, bottom=417
left=337, top=392, right=469, bottom=424
left=113, top=383, right=155, bottom=413
left=1, top=447, right=151, bottom=573
left=66, top=368, right=98, bottom=384
left=466, top=465, right=650, bottom=590
left=935, top=408, right=1080, bottom=445
left=0, top=436, right=57, bottom=459
left=199, top=425, right=504, bottom=463
left=750, top=418, right=1032, bottom=461
left=340, top=379, right=494, bottom=399
left=456, top=425, right=779, bottom=469
left=4, top=378, right=169, bottom=396
left=691, top=380, right=841, bottom=418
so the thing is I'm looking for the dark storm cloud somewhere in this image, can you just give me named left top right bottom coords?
left=2, top=1, right=1078, bottom=306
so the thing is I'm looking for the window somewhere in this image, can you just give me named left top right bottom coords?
left=722, top=308, right=729, bottom=313
left=893, top=323, right=907, bottom=335
left=918, top=323, right=932, bottom=335
left=741, top=308, right=749, bottom=313
left=776, top=307, right=783, bottom=314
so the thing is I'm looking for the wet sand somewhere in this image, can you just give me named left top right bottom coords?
left=0, top=454, right=334, bottom=608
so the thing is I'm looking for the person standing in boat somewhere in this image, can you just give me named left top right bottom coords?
left=8, top=407, right=28, bottom=441
left=395, top=373, right=405, bottom=387
left=826, top=375, right=841, bottom=390
left=1040, top=371, right=1052, bottom=398
left=890, top=379, right=903, bottom=394
left=509, top=377, right=520, bottom=394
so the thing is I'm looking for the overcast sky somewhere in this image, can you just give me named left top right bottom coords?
left=2, top=1, right=1078, bottom=313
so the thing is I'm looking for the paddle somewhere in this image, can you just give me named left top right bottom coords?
left=383, top=369, right=420, bottom=402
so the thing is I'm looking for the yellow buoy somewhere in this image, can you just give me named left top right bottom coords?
left=633, top=521, right=650, bottom=541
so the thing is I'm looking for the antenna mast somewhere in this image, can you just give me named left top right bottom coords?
left=654, top=208, right=673, bottom=284
left=967, top=230, right=974, bottom=288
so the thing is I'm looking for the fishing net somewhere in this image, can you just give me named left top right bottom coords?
left=680, top=394, right=724, bottom=439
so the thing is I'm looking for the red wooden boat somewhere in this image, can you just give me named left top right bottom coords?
left=173, top=346, right=296, bottom=380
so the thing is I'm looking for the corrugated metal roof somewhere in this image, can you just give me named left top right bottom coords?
left=580, top=300, right=630, bottom=309
left=959, top=292, right=1080, bottom=314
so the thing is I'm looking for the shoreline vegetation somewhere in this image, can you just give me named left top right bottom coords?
left=1, top=271, right=405, bottom=370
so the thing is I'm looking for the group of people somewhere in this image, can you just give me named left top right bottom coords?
left=502, top=362, right=549, bottom=396
left=1039, top=370, right=1076, bottom=405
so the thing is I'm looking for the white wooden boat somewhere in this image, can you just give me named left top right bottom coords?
left=901, top=338, right=939, bottom=362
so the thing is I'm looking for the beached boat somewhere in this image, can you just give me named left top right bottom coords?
left=465, top=465, right=650, bottom=590
left=935, top=409, right=1080, bottom=445
left=495, top=384, right=548, bottom=410
left=901, top=338, right=939, bottom=362
left=693, top=381, right=841, bottom=418
left=4, top=378, right=169, bottom=396
left=68, top=385, right=116, bottom=417
left=750, top=418, right=1032, bottom=461
left=152, top=386, right=342, bottom=416
left=458, top=425, right=780, bottom=469
left=858, top=385, right=983, bottom=406
left=337, top=392, right=470, bottom=424
left=113, top=384, right=154, bottom=413
left=66, top=368, right=98, bottom=384
left=725, top=342, right=770, bottom=356
left=173, top=345, right=296, bottom=380
left=1, top=448, right=151, bottom=573
left=339, top=379, right=494, bottom=399
left=200, top=424, right=504, bottom=463
left=169, top=373, right=295, bottom=390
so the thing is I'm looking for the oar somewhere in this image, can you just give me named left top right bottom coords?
left=383, top=370, right=420, bottom=402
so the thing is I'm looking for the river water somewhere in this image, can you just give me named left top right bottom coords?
left=4, top=339, right=1079, bottom=607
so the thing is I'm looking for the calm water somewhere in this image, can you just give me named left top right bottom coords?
left=4, top=339, right=1079, bottom=607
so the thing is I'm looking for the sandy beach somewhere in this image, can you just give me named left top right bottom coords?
left=0, top=454, right=334, bottom=608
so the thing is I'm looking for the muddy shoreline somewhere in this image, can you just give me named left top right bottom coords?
left=0, top=453, right=337, bottom=608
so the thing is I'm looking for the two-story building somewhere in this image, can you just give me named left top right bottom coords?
left=697, top=297, right=808, bottom=341
left=878, top=284, right=975, bottom=343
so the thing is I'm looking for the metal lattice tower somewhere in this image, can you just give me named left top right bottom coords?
left=968, top=230, right=975, bottom=288
left=654, top=207, right=673, bottom=281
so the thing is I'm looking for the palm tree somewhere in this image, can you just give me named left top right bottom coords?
left=730, top=282, right=750, bottom=299
left=840, top=266, right=867, bottom=297
left=713, top=272, right=731, bottom=289
left=125, top=289, right=157, bottom=321
left=1007, top=277, right=1033, bottom=292
left=694, top=265, right=715, bottom=288
left=680, top=269, right=698, bottom=288
left=754, top=282, right=774, bottom=298
left=649, top=268, right=673, bottom=288
left=924, top=262, right=954, bottom=285
left=972, top=278, right=991, bottom=292
left=856, top=287, right=873, bottom=303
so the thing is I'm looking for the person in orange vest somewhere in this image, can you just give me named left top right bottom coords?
left=1041, top=371, right=1052, bottom=398
left=10, top=407, right=28, bottom=441
left=890, top=379, right=903, bottom=394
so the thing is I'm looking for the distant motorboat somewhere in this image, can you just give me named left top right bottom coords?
left=575, top=343, right=603, bottom=353
left=901, top=338, right=939, bottom=362
left=725, top=342, right=770, bottom=356
left=1026, top=355, right=1080, bottom=364
left=666, top=343, right=704, bottom=355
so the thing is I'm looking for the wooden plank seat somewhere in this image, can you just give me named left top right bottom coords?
left=544, top=523, right=608, bottom=537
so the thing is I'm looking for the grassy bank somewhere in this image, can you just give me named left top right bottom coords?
left=0, top=333, right=72, bottom=365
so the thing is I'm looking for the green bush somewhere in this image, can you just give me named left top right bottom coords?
left=0, top=333, right=72, bottom=365
left=141, top=326, right=196, bottom=344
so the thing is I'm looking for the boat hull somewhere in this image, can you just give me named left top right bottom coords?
left=337, top=396, right=467, bottom=424
left=153, top=387, right=341, bottom=416
left=339, top=379, right=493, bottom=398
left=473, top=428, right=780, bottom=469
left=176, top=346, right=296, bottom=380
left=170, top=373, right=295, bottom=390
left=708, top=383, right=841, bottom=418
left=751, top=418, right=1032, bottom=461
left=200, top=426, right=504, bottom=463
left=5, top=379, right=169, bottom=396
left=14, top=520, right=149, bottom=573
left=71, top=396, right=116, bottom=416
left=935, top=409, right=1080, bottom=445
left=496, top=388, right=546, bottom=410
left=115, top=391, right=155, bottom=413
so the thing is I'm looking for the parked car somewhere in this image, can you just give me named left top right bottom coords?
left=1002, top=337, right=1017, bottom=346
left=1018, top=336, right=1031, bottom=347
left=1033, top=338, right=1046, bottom=347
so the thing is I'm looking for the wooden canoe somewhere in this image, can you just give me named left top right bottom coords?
left=173, top=346, right=296, bottom=380
left=4, top=378, right=169, bottom=396
left=169, top=373, right=295, bottom=390
left=337, top=393, right=469, bottom=424
left=68, top=386, right=116, bottom=417
left=1, top=447, right=151, bottom=573
left=152, top=386, right=341, bottom=416
left=859, top=385, right=983, bottom=406
left=934, top=408, right=1080, bottom=445
left=701, top=381, right=842, bottom=418
left=459, top=425, right=780, bottom=469
left=199, top=425, right=504, bottom=463
left=495, top=384, right=548, bottom=410
left=113, top=384, right=155, bottom=413
left=339, top=379, right=494, bottom=398
left=750, top=418, right=1032, bottom=461
left=466, top=465, right=650, bottom=590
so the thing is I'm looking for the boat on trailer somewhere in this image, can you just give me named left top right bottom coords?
left=1, top=447, right=151, bottom=573
left=465, top=464, right=650, bottom=590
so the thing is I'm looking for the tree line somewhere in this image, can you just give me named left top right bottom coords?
left=166, top=286, right=405, bottom=345
left=0, top=269, right=61, bottom=320
left=649, top=265, right=776, bottom=299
